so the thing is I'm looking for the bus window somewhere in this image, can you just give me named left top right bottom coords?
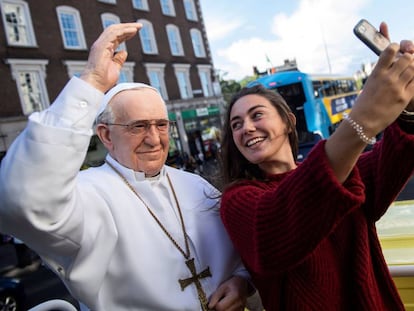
left=271, top=83, right=311, bottom=145
left=312, top=80, right=323, bottom=98
left=275, top=82, right=305, bottom=110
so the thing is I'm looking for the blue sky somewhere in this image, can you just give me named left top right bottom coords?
left=199, top=0, right=414, bottom=80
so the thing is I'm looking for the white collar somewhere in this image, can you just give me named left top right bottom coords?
left=104, top=154, right=166, bottom=183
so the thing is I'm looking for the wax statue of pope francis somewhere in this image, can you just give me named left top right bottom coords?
left=0, top=23, right=262, bottom=311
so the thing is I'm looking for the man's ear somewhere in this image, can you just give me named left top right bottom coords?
left=96, top=124, right=113, bottom=150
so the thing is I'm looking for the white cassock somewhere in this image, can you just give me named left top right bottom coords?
left=0, top=77, right=249, bottom=310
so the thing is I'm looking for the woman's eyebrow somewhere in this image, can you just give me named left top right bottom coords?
left=230, top=104, right=267, bottom=122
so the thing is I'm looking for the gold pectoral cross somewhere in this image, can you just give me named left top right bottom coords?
left=179, top=258, right=212, bottom=311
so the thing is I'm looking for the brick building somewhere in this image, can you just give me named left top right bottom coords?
left=0, top=0, right=224, bottom=164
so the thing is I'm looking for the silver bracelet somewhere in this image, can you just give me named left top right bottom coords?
left=343, top=113, right=376, bottom=145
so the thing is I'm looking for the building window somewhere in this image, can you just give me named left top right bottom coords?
left=62, top=60, right=86, bottom=78
left=56, top=6, right=87, bottom=50
left=183, top=0, right=197, bottom=21
left=143, top=63, right=168, bottom=100
left=173, top=64, right=192, bottom=99
left=98, top=0, right=116, bottom=3
left=101, top=13, right=126, bottom=51
left=63, top=60, right=134, bottom=83
left=197, top=65, right=213, bottom=97
left=0, top=0, right=37, bottom=46
left=117, top=62, right=135, bottom=83
left=160, top=0, right=175, bottom=16
left=166, top=24, right=184, bottom=56
left=190, top=28, right=206, bottom=58
left=5, top=58, right=50, bottom=116
left=132, top=0, right=149, bottom=10
left=137, top=19, right=158, bottom=54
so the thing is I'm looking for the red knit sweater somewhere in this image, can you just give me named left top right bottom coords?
left=221, top=123, right=414, bottom=311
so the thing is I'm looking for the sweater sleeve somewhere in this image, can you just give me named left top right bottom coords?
left=356, top=121, right=414, bottom=221
left=220, top=141, right=365, bottom=276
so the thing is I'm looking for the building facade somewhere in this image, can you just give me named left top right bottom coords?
left=0, top=0, right=224, bottom=164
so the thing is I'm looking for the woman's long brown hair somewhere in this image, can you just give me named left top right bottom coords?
left=220, top=84, right=299, bottom=186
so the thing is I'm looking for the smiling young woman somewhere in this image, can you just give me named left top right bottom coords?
left=219, top=34, right=414, bottom=311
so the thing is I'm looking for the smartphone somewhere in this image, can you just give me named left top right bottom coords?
left=353, top=19, right=390, bottom=55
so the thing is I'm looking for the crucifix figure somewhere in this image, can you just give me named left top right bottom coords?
left=179, top=258, right=212, bottom=311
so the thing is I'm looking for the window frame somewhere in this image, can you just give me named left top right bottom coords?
left=144, top=63, right=169, bottom=100
left=56, top=5, right=87, bottom=50
left=62, top=60, right=87, bottom=78
left=63, top=60, right=135, bottom=83
left=183, top=0, right=198, bottom=21
left=173, top=63, right=192, bottom=99
left=197, top=64, right=213, bottom=97
left=166, top=24, right=184, bottom=56
left=0, top=0, right=37, bottom=47
left=190, top=28, right=206, bottom=58
left=5, top=58, right=50, bottom=116
left=160, top=0, right=175, bottom=16
left=117, top=62, right=135, bottom=83
left=101, top=13, right=126, bottom=51
left=132, top=0, right=149, bottom=11
left=137, top=19, right=158, bottom=55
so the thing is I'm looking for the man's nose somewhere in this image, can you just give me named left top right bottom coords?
left=143, top=125, right=162, bottom=143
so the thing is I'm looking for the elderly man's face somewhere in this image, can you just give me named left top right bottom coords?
left=102, top=88, right=170, bottom=176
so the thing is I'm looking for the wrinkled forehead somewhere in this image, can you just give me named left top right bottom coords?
left=98, top=82, right=165, bottom=116
left=113, top=89, right=168, bottom=118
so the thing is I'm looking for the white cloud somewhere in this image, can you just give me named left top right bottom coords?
left=269, top=0, right=369, bottom=74
left=204, top=17, right=244, bottom=42
left=208, top=0, right=371, bottom=80
left=214, top=38, right=283, bottom=79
